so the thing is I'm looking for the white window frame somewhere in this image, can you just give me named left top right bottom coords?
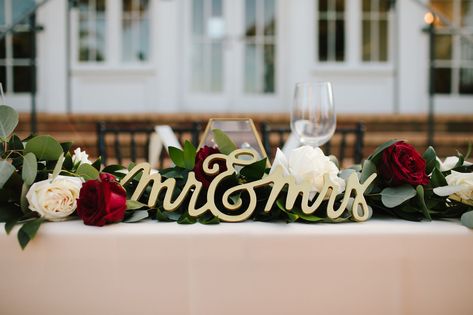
left=432, top=0, right=473, bottom=95
left=71, top=0, right=154, bottom=73
left=121, top=0, right=151, bottom=63
left=313, top=0, right=394, bottom=73
left=0, top=0, right=35, bottom=94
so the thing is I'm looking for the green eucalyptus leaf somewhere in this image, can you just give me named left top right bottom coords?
left=51, top=153, right=65, bottom=181
left=128, top=162, right=136, bottom=171
left=102, top=164, right=126, bottom=174
left=360, top=159, right=377, bottom=194
left=91, top=157, right=102, bottom=171
left=461, top=211, right=473, bottom=229
left=240, top=158, right=267, bottom=181
left=0, top=202, right=22, bottom=222
left=293, top=207, right=324, bottom=222
left=0, top=160, right=16, bottom=189
left=368, top=139, right=399, bottom=164
left=126, top=199, right=147, bottom=210
left=24, top=135, right=63, bottom=161
left=4, top=217, right=18, bottom=234
left=20, top=182, right=30, bottom=213
left=169, top=146, right=185, bottom=168
left=422, top=146, right=437, bottom=174
left=156, top=208, right=172, bottom=222
left=60, top=142, right=73, bottom=153
left=380, top=185, right=417, bottom=208
left=430, top=167, right=448, bottom=188
left=63, top=152, right=73, bottom=170
left=22, top=152, right=37, bottom=185
left=183, top=140, right=197, bottom=170
left=213, top=129, right=237, bottom=155
left=124, top=210, right=149, bottom=223
left=8, top=134, right=23, bottom=150
left=76, top=163, right=99, bottom=180
left=177, top=212, right=197, bottom=224
left=198, top=215, right=220, bottom=224
left=416, top=185, right=432, bottom=220
left=0, top=105, right=19, bottom=140
left=17, top=218, right=44, bottom=250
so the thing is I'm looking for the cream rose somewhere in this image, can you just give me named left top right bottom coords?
left=26, top=175, right=83, bottom=221
left=444, top=171, right=473, bottom=206
left=270, top=146, right=345, bottom=199
left=436, top=156, right=473, bottom=172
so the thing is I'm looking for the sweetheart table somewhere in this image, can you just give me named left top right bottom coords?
left=1, top=219, right=472, bottom=315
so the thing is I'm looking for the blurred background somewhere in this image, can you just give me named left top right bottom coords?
left=1, top=0, right=472, bottom=163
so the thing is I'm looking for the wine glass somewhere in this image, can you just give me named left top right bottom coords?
left=291, top=81, right=336, bottom=147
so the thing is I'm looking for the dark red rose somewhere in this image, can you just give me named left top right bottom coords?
left=193, top=146, right=227, bottom=189
left=378, top=141, right=429, bottom=186
left=77, top=173, right=127, bottom=226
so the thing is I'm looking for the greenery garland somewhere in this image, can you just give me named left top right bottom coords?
left=1, top=105, right=472, bottom=249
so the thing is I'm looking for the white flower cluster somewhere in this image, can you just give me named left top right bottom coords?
left=270, top=146, right=345, bottom=199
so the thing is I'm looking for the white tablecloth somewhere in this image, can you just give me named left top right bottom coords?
left=1, top=219, right=472, bottom=315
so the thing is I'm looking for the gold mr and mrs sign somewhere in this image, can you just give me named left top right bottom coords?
left=121, top=149, right=377, bottom=222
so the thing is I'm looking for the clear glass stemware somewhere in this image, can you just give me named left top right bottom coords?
left=290, top=81, right=336, bottom=147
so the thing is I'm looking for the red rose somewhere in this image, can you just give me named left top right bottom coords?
left=378, top=141, right=429, bottom=186
left=193, top=146, right=227, bottom=189
left=77, top=173, right=127, bottom=226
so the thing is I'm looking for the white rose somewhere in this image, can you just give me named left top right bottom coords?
left=444, top=171, right=473, bottom=206
left=72, top=147, right=91, bottom=165
left=270, top=146, right=345, bottom=199
left=436, top=156, right=472, bottom=172
left=26, top=175, right=83, bottom=221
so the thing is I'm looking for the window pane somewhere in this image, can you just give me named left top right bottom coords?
left=434, top=67, right=452, bottom=94
left=264, top=0, right=276, bottom=36
left=319, top=0, right=328, bottom=12
left=212, top=0, right=222, bottom=16
left=264, top=44, right=275, bottom=93
left=139, top=18, right=149, bottom=61
left=431, top=0, right=452, bottom=27
left=245, top=0, right=257, bottom=37
left=379, top=0, right=390, bottom=12
left=12, top=0, right=35, bottom=22
left=435, top=34, right=452, bottom=60
left=13, top=66, right=32, bottom=93
left=0, top=38, right=5, bottom=59
left=12, top=32, right=32, bottom=59
left=362, top=19, right=371, bottom=61
left=461, top=1, right=473, bottom=27
left=460, top=68, right=473, bottom=94
left=210, top=42, right=223, bottom=92
left=461, top=37, right=473, bottom=61
left=379, top=19, right=388, bottom=61
left=335, top=19, right=345, bottom=61
left=362, top=0, right=370, bottom=12
left=318, top=0, right=345, bottom=62
left=0, top=65, right=6, bottom=91
left=96, top=17, right=106, bottom=61
left=0, top=0, right=5, bottom=26
left=335, top=0, right=345, bottom=12
left=96, top=0, right=106, bottom=12
left=191, top=43, right=205, bottom=91
left=78, top=0, right=106, bottom=62
left=192, top=0, right=204, bottom=36
left=244, top=43, right=257, bottom=93
left=318, top=19, right=328, bottom=61
left=122, top=18, right=133, bottom=61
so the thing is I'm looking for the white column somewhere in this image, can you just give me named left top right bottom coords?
left=36, top=0, right=67, bottom=112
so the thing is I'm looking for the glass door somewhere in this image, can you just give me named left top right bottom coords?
left=182, top=0, right=281, bottom=112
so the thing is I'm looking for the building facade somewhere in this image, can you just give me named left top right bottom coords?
left=1, top=0, right=472, bottom=114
